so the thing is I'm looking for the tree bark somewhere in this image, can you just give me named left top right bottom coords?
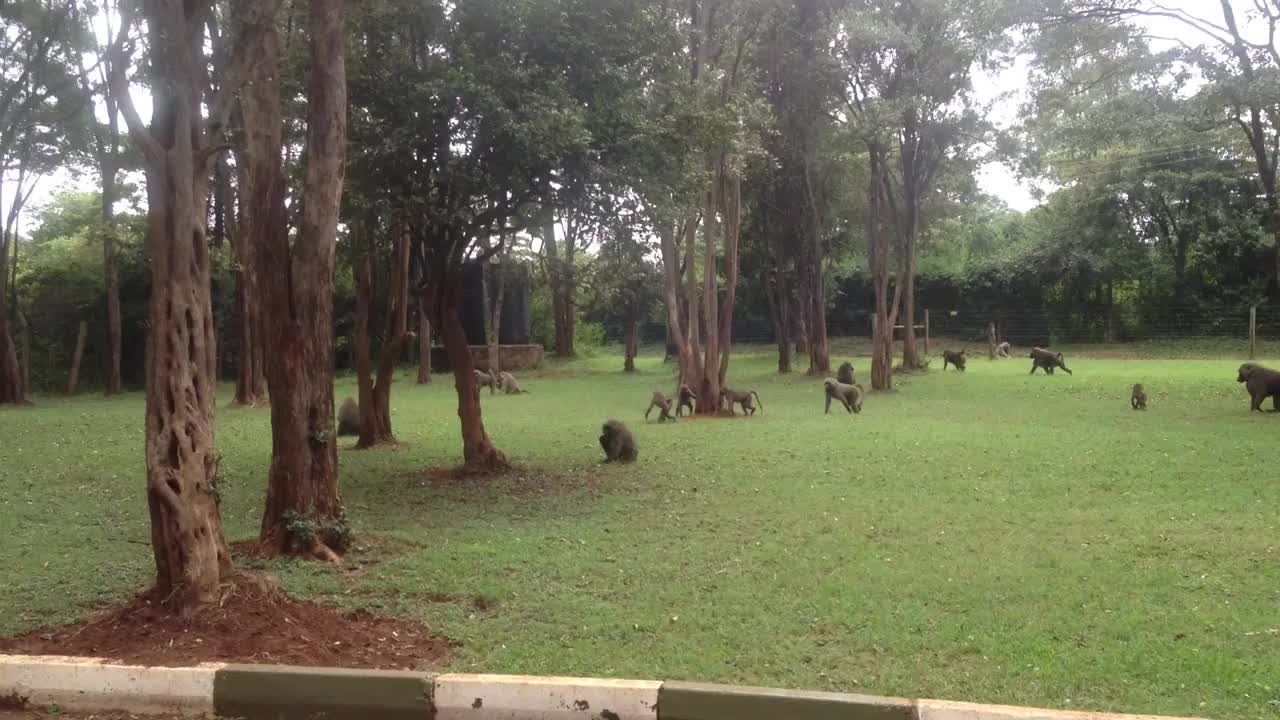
left=355, top=220, right=411, bottom=448
left=699, top=159, right=722, bottom=413
left=425, top=263, right=509, bottom=472
left=67, top=321, right=88, bottom=396
left=258, top=0, right=347, bottom=558
left=715, top=160, right=741, bottom=389
left=541, top=207, right=575, bottom=358
left=483, top=245, right=505, bottom=374
left=659, top=218, right=694, bottom=384
left=987, top=321, right=996, bottom=359
left=417, top=296, right=432, bottom=384
left=102, top=112, right=124, bottom=396
left=624, top=319, right=638, bottom=372
left=868, top=151, right=903, bottom=391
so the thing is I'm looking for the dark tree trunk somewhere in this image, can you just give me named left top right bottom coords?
left=425, top=264, right=508, bottom=472
left=541, top=208, right=574, bottom=358
left=483, top=247, right=505, bottom=374
left=355, top=221, right=411, bottom=448
left=102, top=127, right=124, bottom=396
left=259, top=0, right=347, bottom=558
left=624, top=319, right=638, bottom=372
left=659, top=218, right=695, bottom=384
left=67, top=321, right=88, bottom=395
left=416, top=296, right=432, bottom=384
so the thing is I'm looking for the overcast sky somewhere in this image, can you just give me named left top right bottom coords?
left=1, top=0, right=1266, bottom=229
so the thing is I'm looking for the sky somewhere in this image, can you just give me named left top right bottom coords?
left=1, top=0, right=1266, bottom=229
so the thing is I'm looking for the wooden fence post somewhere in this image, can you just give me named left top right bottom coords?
left=923, top=309, right=930, bottom=356
left=1249, top=305, right=1257, bottom=360
left=67, top=320, right=88, bottom=396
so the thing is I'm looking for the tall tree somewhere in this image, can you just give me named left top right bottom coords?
left=108, top=0, right=244, bottom=610
left=258, top=0, right=348, bottom=556
left=352, top=216, right=412, bottom=449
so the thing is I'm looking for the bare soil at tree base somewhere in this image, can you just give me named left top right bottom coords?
left=0, top=577, right=451, bottom=670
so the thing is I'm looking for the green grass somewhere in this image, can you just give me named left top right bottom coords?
left=2, top=345, right=1278, bottom=719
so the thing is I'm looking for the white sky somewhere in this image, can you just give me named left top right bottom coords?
left=1, top=0, right=1265, bottom=229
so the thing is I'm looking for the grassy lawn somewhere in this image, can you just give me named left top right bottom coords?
left=1, top=344, right=1277, bottom=719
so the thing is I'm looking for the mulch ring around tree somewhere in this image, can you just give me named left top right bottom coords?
left=0, top=575, right=454, bottom=670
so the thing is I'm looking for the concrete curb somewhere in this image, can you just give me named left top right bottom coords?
left=0, top=654, right=222, bottom=715
left=0, top=654, right=1211, bottom=719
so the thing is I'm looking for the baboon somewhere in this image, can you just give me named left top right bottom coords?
left=474, top=369, right=497, bottom=395
left=942, top=348, right=967, bottom=371
left=836, top=361, right=856, bottom=385
left=1237, top=363, right=1280, bottom=412
left=1029, top=347, right=1072, bottom=375
left=675, top=383, right=698, bottom=416
left=645, top=391, right=677, bottom=422
left=1131, top=383, right=1148, bottom=410
left=497, top=371, right=527, bottom=394
left=720, top=387, right=763, bottom=416
left=337, top=397, right=360, bottom=436
left=823, top=378, right=864, bottom=414
left=995, top=341, right=1011, bottom=358
left=599, top=419, right=638, bottom=462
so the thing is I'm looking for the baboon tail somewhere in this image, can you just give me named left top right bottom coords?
left=751, top=390, right=763, bottom=413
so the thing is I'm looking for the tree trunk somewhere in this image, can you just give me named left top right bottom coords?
left=987, top=321, right=996, bottom=359
left=426, top=264, right=508, bottom=472
left=793, top=291, right=809, bottom=358
left=699, top=160, right=722, bottom=414
left=716, top=161, right=741, bottom=388
left=868, top=152, right=902, bottom=391
left=483, top=248, right=505, bottom=374
left=102, top=126, right=124, bottom=396
left=0, top=199, right=23, bottom=405
left=231, top=35, right=270, bottom=409
left=417, top=296, right=432, bottom=384
left=18, top=311, right=29, bottom=395
left=356, top=220, right=411, bottom=449
left=765, top=271, right=791, bottom=374
left=901, top=272, right=920, bottom=369
left=541, top=208, right=574, bottom=358
left=624, top=319, right=638, bottom=372
left=67, top=321, right=88, bottom=396
left=353, top=233, right=377, bottom=444
left=259, top=0, right=347, bottom=558
left=659, top=218, right=695, bottom=384
left=682, top=214, right=704, bottom=401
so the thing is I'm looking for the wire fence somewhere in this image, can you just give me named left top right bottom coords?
left=625, top=303, right=1280, bottom=358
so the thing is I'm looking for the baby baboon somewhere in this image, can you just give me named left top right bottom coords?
left=823, top=378, right=864, bottom=414
left=336, top=397, right=360, bottom=436
left=497, top=371, right=527, bottom=394
left=1029, top=347, right=1072, bottom=375
left=720, top=387, right=763, bottom=416
left=474, top=369, right=497, bottom=395
left=645, top=391, right=677, bottom=422
left=995, top=341, right=1011, bottom=358
left=1131, top=383, right=1148, bottom=410
left=599, top=419, right=638, bottom=462
left=942, top=348, right=967, bottom=371
left=1237, top=362, right=1280, bottom=412
left=836, top=361, right=856, bottom=385
left=675, top=383, right=698, bottom=416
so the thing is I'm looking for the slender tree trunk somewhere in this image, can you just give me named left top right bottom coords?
left=868, top=152, right=903, bottom=391
left=987, top=321, right=996, bottom=359
left=102, top=123, right=124, bottom=395
left=426, top=263, right=508, bottom=472
left=417, top=296, right=432, bottom=384
left=17, top=311, right=29, bottom=396
left=624, top=319, right=638, bottom=372
left=67, top=321, right=88, bottom=396
left=793, top=291, right=809, bottom=358
left=259, top=0, right=347, bottom=557
left=0, top=198, right=24, bottom=405
left=353, top=232, right=377, bottom=443
left=700, top=161, right=722, bottom=413
left=682, top=215, right=704, bottom=398
left=716, top=162, right=741, bottom=388
left=765, top=271, right=791, bottom=373
left=483, top=247, right=505, bottom=374
left=356, top=221, right=411, bottom=448
left=541, top=208, right=574, bottom=358
left=659, top=218, right=694, bottom=383
left=231, top=61, right=269, bottom=408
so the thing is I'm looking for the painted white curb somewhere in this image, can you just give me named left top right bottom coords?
left=918, top=699, right=1211, bottom=720
left=435, top=673, right=661, bottom=719
left=0, top=654, right=221, bottom=715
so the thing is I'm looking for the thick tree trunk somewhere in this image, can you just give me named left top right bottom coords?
left=259, top=0, right=346, bottom=558
left=67, top=321, right=88, bottom=396
left=417, top=296, right=432, bottom=384
left=0, top=310, right=23, bottom=404
left=231, top=35, right=270, bottom=409
left=427, top=265, right=508, bottom=472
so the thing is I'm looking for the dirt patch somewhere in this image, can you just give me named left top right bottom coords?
left=0, top=576, right=453, bottom=670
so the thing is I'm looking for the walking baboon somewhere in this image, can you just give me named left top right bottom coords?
left=599, top=419, right=638, bottom=462
left=823, top=378, right=864, bottom=414
left=497, top=371, right=527, bottom=394
left=995, top=341, right=1011, bottom=358
left=675, top=384, right=698, bottom=416
left=1237, top=363, right=1280, bottom=411
left=337, top=397, right=360, bottom=436
left=1029, top=347, right=1072, bottom=375
left=474, top=369, right=497, bottom=395
left=942, top=348, right=968, bottom=371
left=720, top=387, right=763, bottom=415
left=1130, top=383, right=1148, bottom=410
left=836, top=361, right=856, bottom=385
left=645, top=391, right=677, bottom=422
